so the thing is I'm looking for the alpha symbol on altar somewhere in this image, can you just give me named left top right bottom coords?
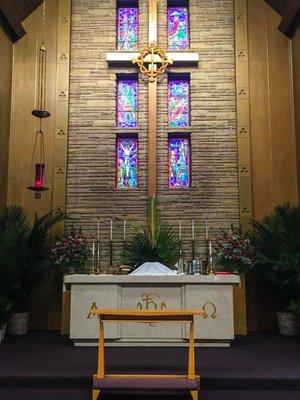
left=136, top=293, right=167, bottom=310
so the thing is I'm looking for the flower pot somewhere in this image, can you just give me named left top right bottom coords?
left=277, top=312, right=299, bottom=336
left=0, top=322, right=7, bottom=344
left=9, top=312, right=29, bottom=335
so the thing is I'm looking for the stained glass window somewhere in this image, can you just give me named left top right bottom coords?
left=117, top=78, right=138, bottom=128
left=167, top=5, right=189, bottom=50
left=116, top=136, right=138, bottom=189
left=168, top=136, right=190, bottom=188
left=117, top=6, right=138, bottom=50
left=168, top=76, right=190, bottom=128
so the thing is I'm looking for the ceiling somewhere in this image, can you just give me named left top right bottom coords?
left=265, top=0, right=300, bottom=38
left=0, top=0, right=299, bottom=43
left=0, top=0, right=42, bottom=42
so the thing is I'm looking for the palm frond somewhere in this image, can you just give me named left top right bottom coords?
left=120, top=219, right=180, bottom=268
left=250, top=203, right=300, bottom=305
left=4, top=204, right=30, bottom=231
left=0, top=204, right=67, bottom=311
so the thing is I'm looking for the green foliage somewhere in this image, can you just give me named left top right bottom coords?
left=249, top=203, right=300, bottom=308
left=0, top=205, right=66, bottom=312
left=120, top=219, right=181, bottom=269
left=287, top=297, right=300, bottom=319
left=0, top=296, right=13, bottom=327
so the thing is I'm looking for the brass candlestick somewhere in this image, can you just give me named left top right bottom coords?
left=191, top=239, right=195, bottom=260
left=90, top=239, right=101, bottom=275
left=208, top=240, right=214, bottom=275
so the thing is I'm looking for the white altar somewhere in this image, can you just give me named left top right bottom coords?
left=64, top=273, right=240, bottom=347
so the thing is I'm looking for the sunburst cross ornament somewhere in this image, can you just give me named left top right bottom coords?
left=132, top=41, right=173, bottom=82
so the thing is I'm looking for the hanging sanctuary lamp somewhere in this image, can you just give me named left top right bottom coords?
left=27, top=0, right=50, bottom=199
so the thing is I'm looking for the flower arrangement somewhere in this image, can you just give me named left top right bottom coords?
left=51, top=226, right=91, bottom=274
left=214, top=224, right=255, bottom=274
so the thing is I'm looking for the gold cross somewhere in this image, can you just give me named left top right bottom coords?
left=106, top=0, right=199, bottom=222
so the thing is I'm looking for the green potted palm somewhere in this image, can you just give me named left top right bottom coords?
left=120, top=219, right=181, bottom=269
left=0, top=205, right=66, bottom=335
left=249, top=203, right=300, bottom=336
left=287, top=298, right=300, bottom=336
left=0, top=296, right=13, bottom=344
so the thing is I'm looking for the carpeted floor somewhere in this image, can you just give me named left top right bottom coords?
left=0, top=331, right=299, bottom=399
left=0, top=390, right=300, bottom=400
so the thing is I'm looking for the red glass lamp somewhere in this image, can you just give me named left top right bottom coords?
left=27, top=162, right=49, bottom=199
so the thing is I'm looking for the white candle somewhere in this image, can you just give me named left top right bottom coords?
left=179, top=220, right=182, bottom=239
left=97, top=218, right=100, bottom=240
left=123, top=219, right=126, bottom=241
left=205, top=219, right=209, bottom=240
left=92, top=241, right=95, bottom=256
left=209, top=240, right=212, bottom=256
left=110, top=219, right=113, bottom=241
left=192, top=220, right=195, bottom=240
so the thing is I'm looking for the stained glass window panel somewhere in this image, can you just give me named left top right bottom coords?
left=117, top=7, right=138, bottom=50
left=168, top=136, right=190, bottom=188
left=117, top=79, right=138, bottom=128
left=116, top=136, right=138, bottom=189
left=168, top=78, right=190, bottom=128
left=167, top=7, right=189, bottom=50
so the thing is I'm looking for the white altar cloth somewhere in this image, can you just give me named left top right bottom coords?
left=130, top=262, right=177, bottom=275
left=64, top=274, right=240, bottom=347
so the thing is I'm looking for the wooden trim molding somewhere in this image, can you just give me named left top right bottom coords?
left=52, top=0, right=71, bottom=238
left=235, top=0, right=253, bottom=231
left=233, top=0, right=252, bottom=335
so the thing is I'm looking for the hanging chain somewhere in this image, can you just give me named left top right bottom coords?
left=42, top=0, right=46, bottom=46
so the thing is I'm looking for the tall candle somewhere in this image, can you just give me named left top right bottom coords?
left=205, top=219, right=209, bottom=240
left=123, top=219, right=126, bottom=241
left=97, top=218, right=100, bottom=240
left=192, top=220, right=195, bottom=240
left=110, top=219, right=113, bottom=241
left=209, top=240, right=212, bottom=256
left=92, top=241, right=95, bottom=257
left=179, top=220, right=182, bottom=239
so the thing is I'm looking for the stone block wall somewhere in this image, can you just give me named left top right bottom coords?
left=67, top=0, right=239, bottom=266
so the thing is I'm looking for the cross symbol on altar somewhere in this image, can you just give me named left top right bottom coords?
left=106, top=0, right=199, bottom=224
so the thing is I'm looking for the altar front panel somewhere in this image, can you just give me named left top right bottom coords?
left=120, top=284, right=184, bottom=340
left=65, top=275, right=239, bottom=346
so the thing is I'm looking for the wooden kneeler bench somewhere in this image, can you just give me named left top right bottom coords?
left=88, top=308, right=203, bottom=400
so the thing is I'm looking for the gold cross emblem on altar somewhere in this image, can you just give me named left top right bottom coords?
left=106, top=0, right=199, bottom=219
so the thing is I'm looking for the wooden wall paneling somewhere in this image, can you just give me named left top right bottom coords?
left=247, top=0, right=297, bottom=331
left=293, top=29, right=300, bottom=202
left=267, top=7, right=297, bottom=206
left=234, top=0, right=252, bottom=335
left=0, top=26, right=13, bottom=213
left=248, top=0, right=273, bottom=221
left=7, top=1, right=59, bottom=329
left=7, top=2, right=58, bottom=219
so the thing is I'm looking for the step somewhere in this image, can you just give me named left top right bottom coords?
left=0, top=389, right=300, bottom=400
left=93, top=376, right=198, bottom=390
